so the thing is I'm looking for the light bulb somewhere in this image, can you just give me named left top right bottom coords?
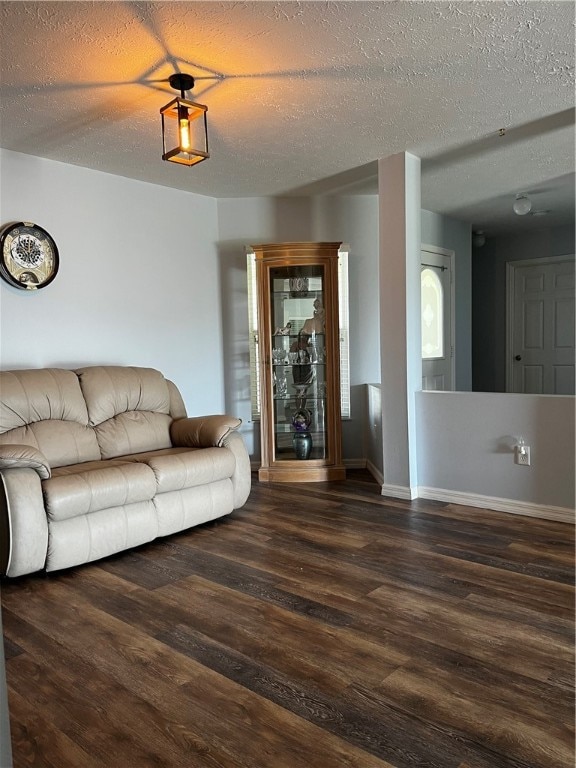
left=178, top=104, right=191, bottom=151
left=179, top=119, right=191, bottom=151
left=513, top=194, right=532, bottom=216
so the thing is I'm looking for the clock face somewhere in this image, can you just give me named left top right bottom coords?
left=0, top=222, right=59, bottom=290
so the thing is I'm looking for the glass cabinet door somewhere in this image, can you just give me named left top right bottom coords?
left=269, top=264, right=328, bottom=463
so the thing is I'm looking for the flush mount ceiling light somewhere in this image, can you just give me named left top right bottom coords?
left=513, top=193, right=532, bottom=216
left=160, top=73, right=209, bottom=167
left=472, top=231, right=486, bottom=248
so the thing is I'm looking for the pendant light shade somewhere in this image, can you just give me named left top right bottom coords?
left=160, top=74, right=209, bottom=166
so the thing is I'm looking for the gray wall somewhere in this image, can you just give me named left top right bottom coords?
left=417, top=390, right=575, bottom=512
left=416, top=215, right=573, bottom=514
left=472, top=225, right=575, bottom=392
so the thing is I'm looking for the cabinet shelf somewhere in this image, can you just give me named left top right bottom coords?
left=273, top=332, right=326, bottom=338
left=273, top=396, right=326, bottom=402
left=272, top=362, right=326, bottom=367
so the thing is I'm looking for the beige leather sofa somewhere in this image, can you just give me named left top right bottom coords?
left=0, top=366, right=251, bottom=577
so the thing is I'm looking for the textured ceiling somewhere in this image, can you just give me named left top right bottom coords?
left=0, top=1, right=574, bottom=235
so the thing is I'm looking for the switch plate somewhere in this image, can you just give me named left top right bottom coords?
left=515, top=445, right=531, bottom=466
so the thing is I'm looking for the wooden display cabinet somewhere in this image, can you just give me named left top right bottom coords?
left=251, top=242, right=346, bottom=482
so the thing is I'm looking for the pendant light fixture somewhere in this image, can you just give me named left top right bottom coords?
left=160, top=73, right=209, bottom=166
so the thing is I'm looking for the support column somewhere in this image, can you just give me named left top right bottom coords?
left=378, top=152, right=421, bottom=498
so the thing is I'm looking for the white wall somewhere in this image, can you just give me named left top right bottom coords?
left=216, top=197, right=311, bottom=456
left=0, top=150, right=223, bottom=415
left=416, top=390, right=575, bottom=517
left=366, top=382, right=383, bottom=479
left=378, top=153, right=421, bottom=495
left=312, top=195, right=381, bottom=463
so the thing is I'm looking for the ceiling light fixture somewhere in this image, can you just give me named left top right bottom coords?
left=472, top=231, right=486, bottom=248
left=513, top=193, right=532, bottom=216
left=160, top=73, right=209, bottom=167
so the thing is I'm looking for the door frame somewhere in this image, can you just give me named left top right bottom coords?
left=506, top=254, right=575, bottom=393
left=421, top=243, right=456, bottom=391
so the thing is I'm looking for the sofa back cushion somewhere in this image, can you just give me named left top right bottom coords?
left=0, top=369, right=101, bottom=467
left=76, top=366, right=174, bottom=459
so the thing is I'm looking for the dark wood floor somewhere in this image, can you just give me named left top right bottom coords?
left=1, top=470, right=574, bottom=768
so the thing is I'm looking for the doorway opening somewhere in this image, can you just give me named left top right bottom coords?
left=421, top=245, right=455, bottom=391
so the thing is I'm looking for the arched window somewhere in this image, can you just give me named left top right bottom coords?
left=421, top=267, right=444, bottom=359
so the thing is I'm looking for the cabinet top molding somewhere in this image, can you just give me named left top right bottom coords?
left=251, top=241, right=342, bottom=254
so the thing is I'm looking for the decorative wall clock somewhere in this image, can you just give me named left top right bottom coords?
left=0, top=222, right=59, bottom=290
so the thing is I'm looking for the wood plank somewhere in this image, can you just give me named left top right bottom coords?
left=371, top=660, right=574, bottom=768
left=8, top=688, right=102, bottom=768
left=2, top=470, right=573, bottom=768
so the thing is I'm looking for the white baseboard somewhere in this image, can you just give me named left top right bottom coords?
left=344, top=458, right=412, bottom=497
left=416, top=486, right=575, bottom=524
left=249, top=459, right=573, bottom=522
left=365, top=460, right=383, bottom=486
left=380, top=483, right=418, bottom=501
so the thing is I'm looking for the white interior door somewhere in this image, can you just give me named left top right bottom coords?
left=421, top=248, right=453, bottom=391
left=508, top=255, right=575, bottom=394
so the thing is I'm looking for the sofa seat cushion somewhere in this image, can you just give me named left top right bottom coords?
left=47, top=501, right=158, bottom=572
left=44, top=460, right=157, bottom=521
left=121, top=446, right=237, bottom=493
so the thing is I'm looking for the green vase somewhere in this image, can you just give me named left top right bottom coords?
left=293, top=431, right=312, bottom=460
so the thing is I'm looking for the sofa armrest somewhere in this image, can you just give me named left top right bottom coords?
left=0, top=444, right=51, bottom=480
left=0, top=468, right=49, bottom=577
left=221, top=430, right=252, bottom=508
left=170, top=415, right=242, bottom=449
